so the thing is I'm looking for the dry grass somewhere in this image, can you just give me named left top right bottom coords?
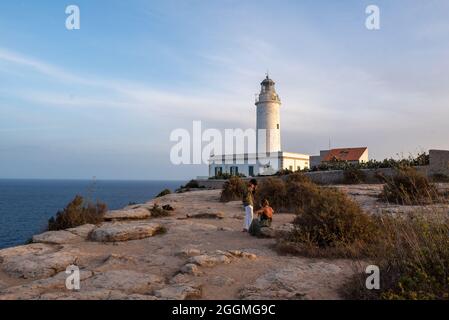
left=380, top=167, right=440, bottom=205
left=48, top=195, right=107, bottom=231
left=343, top=212, right=449, bottom=300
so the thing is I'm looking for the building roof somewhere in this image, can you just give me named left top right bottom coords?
left=322, top=147, right=367, bottom=162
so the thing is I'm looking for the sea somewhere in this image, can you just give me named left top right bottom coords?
left=0, top=179, right=186, bottom=249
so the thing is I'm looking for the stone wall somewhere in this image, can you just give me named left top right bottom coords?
left=197, top=165, right=430, bottom=189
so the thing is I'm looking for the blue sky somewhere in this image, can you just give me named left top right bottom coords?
left=1, top=0, right=448, bottom=179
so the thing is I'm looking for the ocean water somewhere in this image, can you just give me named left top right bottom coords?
left=0, top=179, right=185, bottom=249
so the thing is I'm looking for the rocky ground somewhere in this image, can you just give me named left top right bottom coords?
left=1, top=184, right=447, bottom=300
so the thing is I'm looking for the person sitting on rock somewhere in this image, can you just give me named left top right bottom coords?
left=249, top=199, right=274, bottom=236
left=255, top=199, right=274, bottom=228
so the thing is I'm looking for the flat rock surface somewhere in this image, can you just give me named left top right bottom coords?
left=32, top=230, right=82, bottom=245
left=89, top=222, right=164, bottom=242
left=104, top=208, right=150, bottom=221
left=1, top=185, right=439, bottom=300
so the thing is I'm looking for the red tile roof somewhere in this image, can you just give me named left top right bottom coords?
left=322, top=147, right=367, bottom=162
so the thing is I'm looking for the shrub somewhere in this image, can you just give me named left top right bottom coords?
left=48, top=195, right=107, bottom=231
left=343, top=167, right=367, bottom=184
left=285, top=187, right=378, bottom=257
left=254, top=178, right=287, bottom=211
left=253, top=173, right=316, bottom=211
left=149, top=203, right=170, bottom=217
left=380, top=167, right=439, bottom=205
left=156, top=189, right=171, bottom=198
left=431, top=173, right=449, bottom=183
left=220, top=176, right=247, bottom=202
left=343, top=213, right=449, bottom=300
left=183, top=179, right=200, bottom=188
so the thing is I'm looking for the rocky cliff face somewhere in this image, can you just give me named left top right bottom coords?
left=0, top=188, right=373, bottom=300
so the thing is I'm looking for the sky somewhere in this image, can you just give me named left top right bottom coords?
left=0, top=0, right=448, bottom=180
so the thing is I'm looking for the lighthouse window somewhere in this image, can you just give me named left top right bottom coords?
left=277, top=124, right=280, bottom=129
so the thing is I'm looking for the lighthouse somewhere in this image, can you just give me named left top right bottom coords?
left=208, top=75, right=310, bottom=177
left=256, top=75, right=282, bottom=154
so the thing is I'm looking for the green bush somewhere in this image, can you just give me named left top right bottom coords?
left=220, top=176, right=247, bottom=202
left=380, top=167, right=439, bottom=205
left=183, top=179, right=200, bottom=188
left=156, top=189, right=171, bottom=198
left=48, top=195, right=107, bottom=231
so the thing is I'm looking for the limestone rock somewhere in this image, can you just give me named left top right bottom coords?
left=67, top=224, right=96, bottom=238
left=180, top=263, right=202, bottom=276
left=104, top=208, right=150, bottom=221
left=0, top=243, right=55, bottom=262
left=210, top=275, right=235, bottom=286
left=32, top=230, right=82, bottom=245
left=0, top=269, right=93, bottom=300
left=94, top=254, right=137, bottom=272
left=82, top=270, right=164, bottom=294
left=188, top=254, right=232, bottom=267
left=1, top=249, right=79, bottom=279
left=227, top=250, right=257, bottom=260
left=89, top=222, right=165, bottom=242
left=240, top=263, right=344, bottom=300
left=176, top=248, right=202, bottom=258
left=154, top=284, right=202, bottom=300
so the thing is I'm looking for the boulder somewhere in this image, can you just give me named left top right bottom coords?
left=154, top=284, right=202, bottom=300
left=89, top=222, right=165, bottom=242
left=104, top=208, right=150, bottom=221
left=32, top=230, right=82, bottom=245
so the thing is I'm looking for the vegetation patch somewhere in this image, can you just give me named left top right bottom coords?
left=149, top=203, right=171, bottom=217
left=48, top=195, right=107, bottom=231
left=156, top=189, right=171, bottom=198
left=220, top=176, right=247, bottom=202
left=343, top=213, right=449, bottom=300
left=342, top=167, right=367, bottom=184
left=380, top=167, right=440, bottom=205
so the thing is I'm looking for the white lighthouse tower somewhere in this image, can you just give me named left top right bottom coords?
left=207, top=75, right=310, bottom=178
left=256, top=75, right=282, bottom=154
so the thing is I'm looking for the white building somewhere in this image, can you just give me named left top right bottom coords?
left=208, top=75, right=310, bottom=177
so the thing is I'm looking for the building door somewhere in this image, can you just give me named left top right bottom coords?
left=230, top=166, right=239, bottom=176
left=215, top=167, right=222, bottom=176
left=248, top=166, right=254, bottom=177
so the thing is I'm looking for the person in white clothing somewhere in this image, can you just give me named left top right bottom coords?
left=242, top=179, right=258, bottom=232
